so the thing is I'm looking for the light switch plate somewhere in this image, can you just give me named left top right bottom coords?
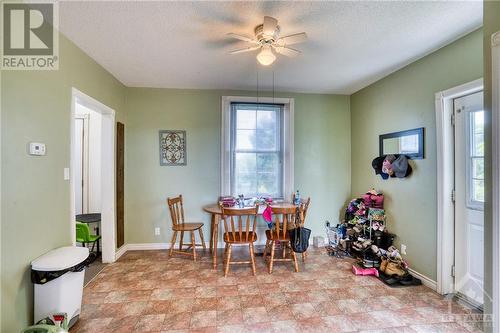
left=64, top=168, right=70, bottom=180
left=29, top=142, right=46, bottom=156
left=155, top=227, right=160, bottom=236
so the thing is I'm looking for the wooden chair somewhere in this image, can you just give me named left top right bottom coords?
left=167, top=195, right=206, bottom=261
left=292, top=195, right=311, bottom=262
left=220, top=205, right=258, bottom=277
left=263, top=205, right=305, bottom=273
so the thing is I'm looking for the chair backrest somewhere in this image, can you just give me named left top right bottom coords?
left=220, top=205, right=258, bottom=242
left=292, top=194, right=311, bottom=221
left=76, top=222, right=90, bottom=242
left=270, top=205, right=304, bottom=239
left=167, top=195, right=185, bottom=227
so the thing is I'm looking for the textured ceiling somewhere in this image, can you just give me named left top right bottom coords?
left=59, top=1, right=482, bottom=94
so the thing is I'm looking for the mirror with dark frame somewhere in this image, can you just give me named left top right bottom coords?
left=379, top=127, right=424, bottom=159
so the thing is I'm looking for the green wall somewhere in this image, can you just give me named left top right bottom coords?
left=483, top=1, right=500, bottom=328
left=124, top=88, right=351, bottom=245
left=1, top=34, right=126, bottom=332
left=350, top=28, right=483, bottom=280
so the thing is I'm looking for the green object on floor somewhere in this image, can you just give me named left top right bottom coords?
left=22, top=314, right=69, bottom=333
left=21, top=324, right=68, bottom=333
left=76, top=222, right=101, bottom=251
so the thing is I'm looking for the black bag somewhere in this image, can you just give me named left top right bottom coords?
left=289, top=227, right=311, bottom=253
left=288, top=207, right=311, bottom=253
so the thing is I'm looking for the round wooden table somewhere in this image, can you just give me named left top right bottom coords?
left=203, top=202, right=297, bottom=269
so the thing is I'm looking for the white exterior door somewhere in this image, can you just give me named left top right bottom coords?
left=453, top=91, right=484, bottom=307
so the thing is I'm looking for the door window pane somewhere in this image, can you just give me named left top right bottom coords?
left=469, top=110, right=484, bottom=206
left=472, top=158, right=484, bottom=179
left=472, top=179, right=485, bottom=202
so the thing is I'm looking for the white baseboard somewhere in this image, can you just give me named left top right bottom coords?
left=125, top=242, right=212, bottom=251
left=408, top=268, right=437, bottom=291
left=115, top=244, right=128, bottom=260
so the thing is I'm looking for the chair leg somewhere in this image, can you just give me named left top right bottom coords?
left=263, top=239, right=269, bottom=259
left=224, top=244, right=232, bottom=277
left=249, top=243, right=256, bottom=276
left=179, top=231, right=184, bottom=250
left=282, top=242, right=286, bottom=259
left=169, top=231, right=178, bottom=257
left=269, top=241, right=276, bottom=274
left=302, top=251, right=306, bottom=262
left=199, top=228, right=206, bottom=250
left=223, top=243, right=229, bottom=265
left=91, top=241, right=95, bottom=253
left=291, top=250, right=299, bottom=272
left=191, top=231, right=196, bottom=261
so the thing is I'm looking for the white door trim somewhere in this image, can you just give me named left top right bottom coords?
left=491, top=31, right=500, bottom=333
left=435, top=78, right=483, bottom=295
left=70, top=88, right=117, bottom=263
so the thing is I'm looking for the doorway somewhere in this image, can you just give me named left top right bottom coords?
left=435, top=79, right=483, bottom=301
left=70, top=88, right=116, bottom=275
left=453, top=91, right=485, bottom=309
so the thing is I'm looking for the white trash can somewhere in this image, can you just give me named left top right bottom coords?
left=31, top=246, right=89, bottom=328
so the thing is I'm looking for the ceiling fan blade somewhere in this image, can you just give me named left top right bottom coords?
left=263, top=16, right=278, bottom=35
left=277, top=32, right=307, bottom=46
left=227, top=33, right=259, bottom=44
left=273, top=45, right=300, bottom=57
left=229, top=45, right=261, bottom=54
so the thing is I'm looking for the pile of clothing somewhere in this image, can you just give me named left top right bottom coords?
left=371, top=154, right=412, bottom=179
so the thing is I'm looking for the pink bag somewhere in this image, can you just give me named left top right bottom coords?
left=263, top=206, right=273, bottom=223
left=352, top=265, right=379, bottom=277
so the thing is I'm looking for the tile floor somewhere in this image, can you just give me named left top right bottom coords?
left=72, top=247, right=483, bottom=333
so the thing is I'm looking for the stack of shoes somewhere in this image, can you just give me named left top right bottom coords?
left=352, top=238, right=372, bottom=252
left=361, top=251, right=380, bottom=268
left=371, top=245, right=422, bottom=287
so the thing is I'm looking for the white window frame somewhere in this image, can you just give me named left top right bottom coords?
left=221, top=96, right=294, bottom=201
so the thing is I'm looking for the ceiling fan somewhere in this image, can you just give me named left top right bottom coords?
left=227, top=16, right=307, bottom=66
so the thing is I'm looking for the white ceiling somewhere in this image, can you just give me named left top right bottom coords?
left=59, top=1, right=482, bottom=94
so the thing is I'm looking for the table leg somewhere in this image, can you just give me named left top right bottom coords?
left=209, top=214, right=215, bottom=255
left=213, top=215, right=219, bottom=269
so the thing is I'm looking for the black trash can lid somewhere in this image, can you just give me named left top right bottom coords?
left=31, top=246, right=89, bottom=272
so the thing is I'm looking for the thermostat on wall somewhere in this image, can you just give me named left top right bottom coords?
left=29, top=142, right=46, bottom=156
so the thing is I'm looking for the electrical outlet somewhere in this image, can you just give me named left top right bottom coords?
left=401, top=244, right=407, bottom=255
left=154, top=227, right=160, bottom=236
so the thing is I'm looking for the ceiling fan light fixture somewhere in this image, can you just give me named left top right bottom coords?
left=256, top=45, right=276, bottom=66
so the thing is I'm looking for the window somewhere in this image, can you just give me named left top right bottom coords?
left=231, top=103, right=283, bottom=198
left=221, top=96, right=294, bottom=200
left=469, top=110, right=485, bottom=207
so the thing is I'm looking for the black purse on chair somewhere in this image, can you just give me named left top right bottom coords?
left=288, top=207, right=311, bottom=253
